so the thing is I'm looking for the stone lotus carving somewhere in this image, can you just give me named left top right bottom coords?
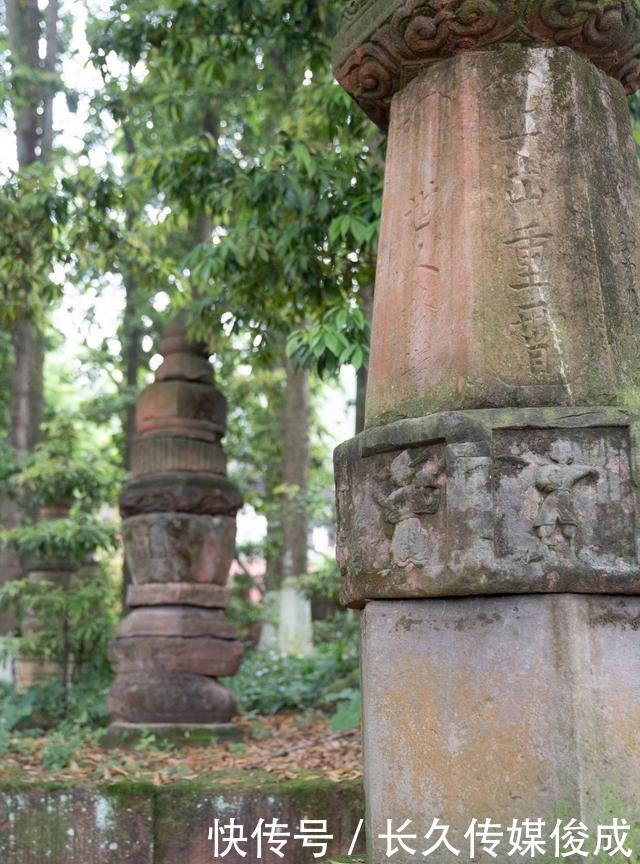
left=333, top=0, right=640, bottom=126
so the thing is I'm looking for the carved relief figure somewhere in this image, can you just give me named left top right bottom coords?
left=379, top=450, right=443, bottom=568
left=531, top=440, right=598, bottom=552
left=502, top=439, right=599, bottom=555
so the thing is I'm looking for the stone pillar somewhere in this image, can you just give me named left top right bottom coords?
left=108, top=315, right=244, bottom=729
left=334, top=3, right=640, bottom=860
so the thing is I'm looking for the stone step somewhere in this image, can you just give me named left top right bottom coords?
left=0, top=778, right=364, bottom=863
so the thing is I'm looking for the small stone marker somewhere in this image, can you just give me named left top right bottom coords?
left=108, top=314, right=244, bottom=728
left=334, top=2, right=640, bottom=861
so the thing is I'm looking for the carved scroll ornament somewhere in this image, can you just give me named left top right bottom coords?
left=334, top=0, right=640, bottom=127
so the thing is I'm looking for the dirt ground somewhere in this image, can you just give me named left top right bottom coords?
left=0, top=713, right=363, bottom=785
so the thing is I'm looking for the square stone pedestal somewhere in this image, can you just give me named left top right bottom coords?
left=361, top=596, right=640, bottom=863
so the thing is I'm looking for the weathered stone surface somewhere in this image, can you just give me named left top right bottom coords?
left=155, top=780, right=365, bottom=864
left=154, top=351, right=213, bottom=383
left=334, top=0, right=640, bottom=126
left=109, top=313, right=245, bottom=727
left=135, top=380, right=226, bottom=441
left=0, top=780, right=364, bottom=864
left=108, top=672, right=237, bottom=724
left=23, top=557, right=74, bottom=574
left=0, top=786, right=153, bottom=863
left=109, top=636, right=244, bottom=677
left=13, top=659, right=66, bottom=694
left=117, top=607, right=238, bottom=639
left=130, top=435, right=226, bottom=478
left=362, top=47, right=640, bottom=425
left=122, top=513, right=237, bottom=585
left=126, top=582, right=229, bottom=608
left=155, top=311, right=211, bottom=368
left=361, top=596, right=640, bottom=862
left=336, top=406, right=640, bottom=605
left=120, top=472, right=242, bottom=517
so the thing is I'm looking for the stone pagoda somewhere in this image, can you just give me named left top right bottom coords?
left=109, top=314, right=244, bottom=728
left=334, top=1, right=640, bottom=860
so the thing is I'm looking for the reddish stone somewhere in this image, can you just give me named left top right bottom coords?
left=364, top=48, right=640, bottom=424
left=0, top=787, right=153, bottom=862
left=155, top=781, right=365, bottom=864
left=108, top=672, right=237, bottom=724
left=109, top=635, right=244, bottom=677
left=126, top=582, right=229, bottom=608
left=108, top=313, right=245, bottom=727
left=117, top=607, right=238, bottom=639
left=130, top=435, right=226, bottom=478
left=156, top=311, right=207, bottom=358
left=120, top=472, right=242, bottom=517
left=333, top=0, right=640, bottom=128
left=155, top=351, right=213, bottom=383
left=136, top=380, right=226, bottom=439
left=122, top=513, right=236, bottom=585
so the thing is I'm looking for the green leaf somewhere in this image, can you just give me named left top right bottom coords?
left=330, top=693, right=362, bottom=732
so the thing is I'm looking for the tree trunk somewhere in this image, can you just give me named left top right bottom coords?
left=1, top=0, right=59, bottom=633
left=259, top=355, right=313, bottom=655
left=40, top=0, right=59, bottom=164
left=5, top=0, right=58, bottom=451
left=280, top=356, right=310, bottom=586
left=119, top=275, right=141, bottom=614
left=9, top=320, right=44, bottom=462
left=5, top=0, right=41, bottom=168
left=121, top=288, right=142, bottom=474
left=0, top=322, right=44, bottom=631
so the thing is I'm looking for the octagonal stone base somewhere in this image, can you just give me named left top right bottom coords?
left=359, top=47, right=640, bottom=423
left=336, top=407, right=640, bottom=606
left=361, top=596, right=640, bottom=863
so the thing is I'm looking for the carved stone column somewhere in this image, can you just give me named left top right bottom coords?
left=334, top=2, right=640, bottom=859
left=108, top=315, right=244, bottom=729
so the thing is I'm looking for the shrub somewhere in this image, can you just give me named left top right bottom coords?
left=224, top=610, right=360, bottom=716
left=0, top=563, right=119, bottom=675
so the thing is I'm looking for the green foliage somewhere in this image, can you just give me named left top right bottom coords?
left=0, top=673, right=112, bottom=746
left=0, top=437, right=18, bottom=490
left=40, top=728, right=87, bottom=769
left=0, top=407, right=119, bottom=731
left=287, top=305, right=370, bottom=378
left=1, top=414, right=120, bottom=562
left=329, top=691, right=362, bottom=732
left=224, top=637, right=358, bottom=716
left=0, top=163, right=122, bottom=325
left=226, top=564, right=266, bottom=639
left=300, top=554, right=342, bottom=604
left=1, top=512, right=119, bottom=563
left=87, top=0, right=382, bottom=372
left=0, top=563, right=119, bottom=674
left=15, top=417, right=122, bottom=510
left=0, top=164, right=69, bottom=324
